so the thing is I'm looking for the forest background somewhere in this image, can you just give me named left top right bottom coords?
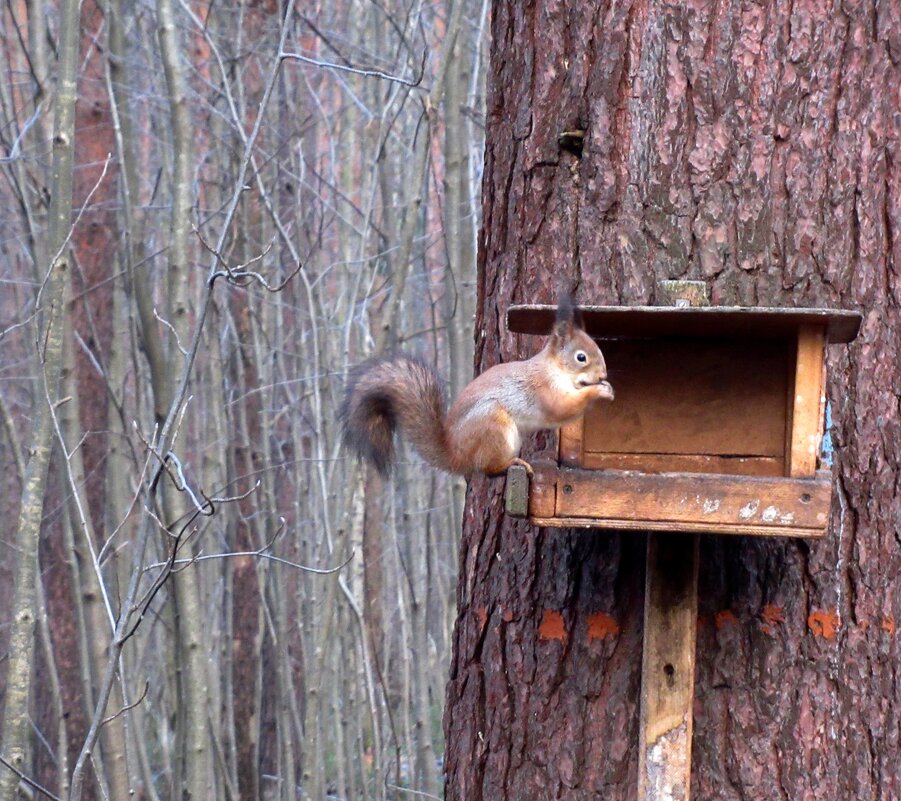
left=3, top=1, right=900, bottom=801
left=0, top=1, right=482, bottom=799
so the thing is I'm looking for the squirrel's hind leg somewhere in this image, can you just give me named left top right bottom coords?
left=449, top=404, right=525, bottom=476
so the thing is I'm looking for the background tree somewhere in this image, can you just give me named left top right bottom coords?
left=0, top=0, right=80, bottom=793
left=444, top=2, right=900, bottom=800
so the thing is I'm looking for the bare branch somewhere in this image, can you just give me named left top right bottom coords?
left=100, top=682, right=150, bottom=728
left=35, top=153, right=112, bottom=313
left=0, top=308, right=40, bottom=342
left=162, top=451, right=207, bottom=514
left=0, top=755, right=63, bottom=801
left=146, top=545, right=355, bottom=576
left=0, top=99, right=47, bottom=162
left=193, top=225, right=302, bottom=292
left=152, top=308, right=189, bottom=356
left=387, top=784, right=442, bottom=801
left=280, top=50, right=424, bottom=88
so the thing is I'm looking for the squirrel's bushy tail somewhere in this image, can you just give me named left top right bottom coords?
left=340, top=354, right=450, bottom=476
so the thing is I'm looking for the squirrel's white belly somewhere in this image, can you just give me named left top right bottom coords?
left=503, top=393, right=545, bottom=433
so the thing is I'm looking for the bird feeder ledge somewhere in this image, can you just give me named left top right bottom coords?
left=504, top=301, right=861, bottom=539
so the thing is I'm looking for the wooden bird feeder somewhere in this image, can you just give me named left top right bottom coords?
left=504, top=283, right=861, bottom=800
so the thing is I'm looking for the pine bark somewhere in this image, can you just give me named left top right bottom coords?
left=444, top=2, right=900, bottom=800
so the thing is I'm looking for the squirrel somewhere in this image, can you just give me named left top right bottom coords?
left=339, top=295, right=614, bottom=477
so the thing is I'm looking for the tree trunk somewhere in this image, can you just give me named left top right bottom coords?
left=0, top=0, right=80, bottom=792
left=444, top=2, right=900, bottom=799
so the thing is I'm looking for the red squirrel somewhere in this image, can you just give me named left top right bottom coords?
left=340, top=296, right=614, bottom=477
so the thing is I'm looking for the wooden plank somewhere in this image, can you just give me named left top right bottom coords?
left=580, top=453, right=784, bottom=477
left=582, top=339, right=791, bottom=460
left=789, top=325, right=826, bottom=477
left=558, top=419, right=583, bottom=466
left=535, top=467, right=831, bottom=533
left=507, top=304, right=862, bottom=343
left=638, top=533, right=699, bottom=801
left=504, top=464, right=530, bottom=518
left=527, top=517, right=826, bottom=538
left=529, top=464, right=556, bottom=518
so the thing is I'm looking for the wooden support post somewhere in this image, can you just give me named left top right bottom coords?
left=638, top=281, right=706, bottom=801
left=639, top=534, right=699, bottom=800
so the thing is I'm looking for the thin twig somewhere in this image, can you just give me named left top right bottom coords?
left=97, top=430, right=155, bottom=564
left=207, top=481, right=261, bottom=505
left=386, top=784, right=442, bottom=801
left=194, top=225, right=302, bottom=291
left=100, top=682, right=149, bottom=727
left=35, top=154, right=113, bottom=312
left=0, top=99, right=46, bottom=162
left=213, top=260, right=303, bottom=292
left=0, top=755, right=63, bottom=801
left=280, top=50, right=423, bottom=87
left=0, top=308, right=40, bottom=342
left=146, top=546, right=355, bottom=576
left=89, top=753, right=112, bottom=801
left=152, top=308, right=189, bottom=356
left=163, top=451, right=206, bottom=513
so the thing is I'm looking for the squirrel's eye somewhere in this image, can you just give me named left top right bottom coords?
left=575, top=351, right=588, bottom=364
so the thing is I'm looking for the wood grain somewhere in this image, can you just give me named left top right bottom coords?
left=558, top=419, right=583, bottom=466
left=789, top=325, right=827, bottom=477
left=638, top=534, right=699, bottom=801
left=528, top=465, right=830, bottom=536
left=507, top=305, right=862, bottom=343
left=528, top=465, right=556, bottom=518
left=528, top=517, right=826, bottom=538
left=582, top=339, right=791, bottom=470
left=580, top=452, right=784, bottom=477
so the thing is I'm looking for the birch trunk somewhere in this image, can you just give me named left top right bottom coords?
left=156, top=1, right=213, bottom=797
left=0, top=0, right=80, bottom=792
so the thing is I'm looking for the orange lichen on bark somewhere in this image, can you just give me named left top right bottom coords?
left=538, top=610, right=567, bottom=642
left=586, top=613, right=620, bottom=640
left=807, top=609, right=840, bottom=640
left=882, top=615, right=896, bottom=636
left=760, top=604, right=785, bottom=634
left=476, top=607, right=488, bottom=631
left=715, top=610, right=738, bottom=630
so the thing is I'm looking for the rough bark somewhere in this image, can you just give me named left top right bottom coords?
left=444, top=2, right=900, bottom=800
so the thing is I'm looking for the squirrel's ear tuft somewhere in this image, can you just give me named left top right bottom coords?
left=552, top=293, right=583, bottom=338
